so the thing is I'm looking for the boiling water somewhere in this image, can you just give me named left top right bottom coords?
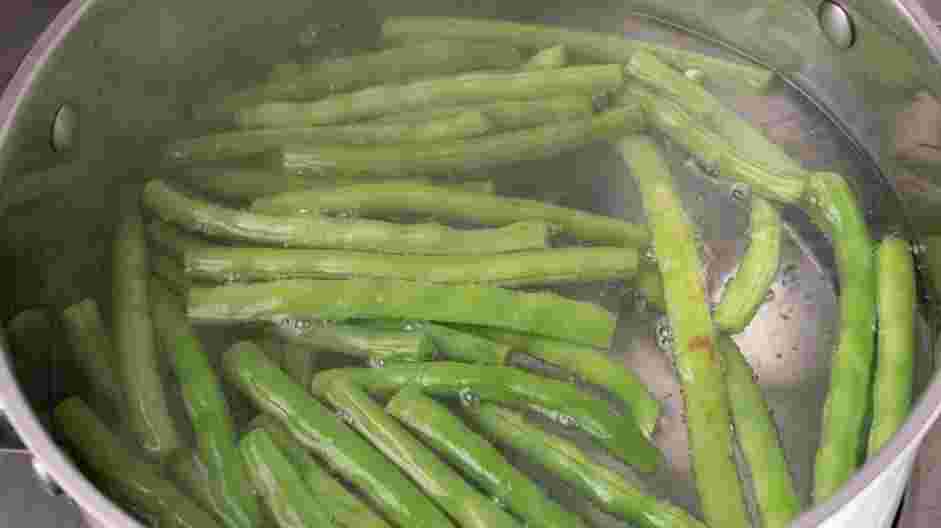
left=0, top=7, right=935, bottom=528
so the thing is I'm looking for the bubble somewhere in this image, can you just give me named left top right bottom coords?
left=644, top=247, right=658, bottom=263
left=491, top=496, right=506, bottom=509
left=684, top=69, right=705, bottom=82
left=729, top=183, right=750, bottom=203
left=655, top=315, right=674, bottom=354
left=368, top=357, right=386, bottom=369
left=459, top=388, right=480, bottom=409
left=335, top=408, right=353, bottom=425
left=913, top=242, right=927, bottom=256
left=556, top=414, right=578, bottom=428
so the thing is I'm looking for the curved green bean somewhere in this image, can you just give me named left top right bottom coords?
left=54, top=398, right=221, bottom=528
left=173, top=167, right=316, bottom=202
left=617, top=135, right=748, bottom=528
left=250, top=415, right=390, bottom=528
left=720, top=336, right=801, bottom=528
left=113, top=193, right=181, bottom=458
left=61, top=299, right=121, bottom=411
left=143, top=179, right=550, bottom=255
left=867, top=236, right=916, bottom=456
left=315, top=378, right=521, bottom=528
left=240, top=429, right=336, bottom=528
left=150, top=280, right=260, bottom=528
left=278, top=103, right=645, bottom=180
left=236, top=65, right=623, bottom=127
left=188, top=278, right=617, bottom=348
left=311, top=363, right=660, bottom=471
left=456, top=325, right=659, bottom=438
left=805, top=172, right=877, bottom=502
left=387, top=386, right=585, bottom=528
left=167, top=111, right=492, bottom=163
left=252, top=181, right=649, bottom=248
left=181, top=246, right=640, bottom=287
left=714, top=197, right=783, bottom=333
left=221, top=341, right=455, bottom=528
left=468, top=403, right=708, bottom=528
left=166, top=449, right=226, bottom=522
left=373, top=96, right=592, bottom=130
left=276, top=320, right=437, bottom=364
left=381, top=16, right=773, bottom=92
left=523, top=45, right=569, bottom=70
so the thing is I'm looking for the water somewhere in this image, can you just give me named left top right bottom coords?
left=8, top=10, right=929, bottom=528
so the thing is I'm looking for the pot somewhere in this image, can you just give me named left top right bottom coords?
left=1, top=0, right=941, bottom=527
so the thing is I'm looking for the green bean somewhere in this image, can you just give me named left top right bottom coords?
left=222, top=341, right=455, bottom=528
left=626, top=50, right=798, bottom=173
left=54, top=398, right=221, bottom=528
left=805, top=172, right=877, bottom=502
left=387, top=386, right=584, bottom=528
left=633, top=262, right=665, bottom=312
left=237, top=65, right=623, bottom=128
left=252, top=181, right=649, bottom=248
left=244, top=40, right=524, bottom=106
left=424, top=323, right=510, bottom=364
left=113, top=192, right=182, bottom=458
left=143, top=179, right=550, bottom=255
left=373, top=95, right=592, bottom=130
left=381, top=16, right=773, bottom=93
left=468, top=403, right=708, bottom=528
left=61, top=299, right=121, bottom=410
left=617, top=135, right=748, bottom=528
left=166, top=449, right=226, bottom=522
left=624, top=85, right=807, bottom=204
left=189, top=278, right=616, bottom=348
left=312, top=363, right=659, bottom=471
left=240, top=429, right=337, bottom=528
left=278, top=103, right=645, bottom=180
left=172, top=167, right=316, bottom=202
left=315, top=378, right=521, bottom=528
left=276, top=320, right=437, bottom=364
left=167, top=112, right=492, bottom=164
left=151, top=254, right=192, bottom=293
left=523, top=45, right=569, bottom=70
left=455, top=325, right=659, bottom=438
left=868, top=236, right=916, bottom=456
left=277, top=338, right=320, bottom=389
left=250, top=415, right=391, bottom=528
left=714, top=197, right=783, bottom=333
left=181, top=246, right=640, bottom=287
left=150, top=280, right=260, bottom=528
left=147, top=218, right=210, bottom=255
left=720, top=336, right=801, bottom=528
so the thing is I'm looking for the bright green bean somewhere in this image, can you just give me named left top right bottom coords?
left=252, top=181, right=649, bottom=248
left=180, top=246, right=640, bottom=287
left=250, top=415, right=391, bottom=528
left=387, top=386, right=585, bottom=528
left=468, top=403, right=708, bottom=528
left=315, top=378, right=521, bottom=528
left=240, top=429, right=337, bottom=528
left=720, top=336, right=801, bottom=528
left=143, top=179, right=550, bottom=255
left=424, top=323, right=510, bottom=364
left=456, top=325, right=659, bottom=438
left=381, top=16, right=774, bottom=93
left=617, top=135, right=748, bottom=528
left=312, top=363, right=660, bottom=471
left=113, top=192, right=181, bottom=458
left=188, top=278, right=616, bottom=348
left=150, top=280, right=260, bottom=528
left=868, top=236, right=916, bottom=456
left=54, top=398, right=220, bottom=528
left=276, top=320, right=437, bottom=364
left=222, top=341, right=455, bottom=528
left=806, top=172, right=877, bottom=502
left=236, top=65, right=624, bottom=128
left=714, top=197, right=783, bottom=333
left=278, top=103, right=645, bottom=180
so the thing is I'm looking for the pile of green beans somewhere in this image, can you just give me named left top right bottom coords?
left=26, top=15, right=918, bottom=528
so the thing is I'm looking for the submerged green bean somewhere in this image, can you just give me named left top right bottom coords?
left=143, top=179, right=550, bottom=255
left=373, top=95, right=592, bottom=130
left=275, top=320, right=437, bottom=364
left=424, top=323, right=510, bottom=365
left=61, top=299, right=121, bottom=411
left=523, top=45, right=569, bottom=70
left=252, top=181, right=649, bottom=248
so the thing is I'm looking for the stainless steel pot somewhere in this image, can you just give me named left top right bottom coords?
left=2, top=1, right=941, bottom=527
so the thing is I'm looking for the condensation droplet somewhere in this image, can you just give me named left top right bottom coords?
left=459, top=388, right=480, bottom=409
left=368, top=357, right=386, bottom=369
left=655, top=315, right=675, bottom=354
left=556, top=414, right=578, bottom=428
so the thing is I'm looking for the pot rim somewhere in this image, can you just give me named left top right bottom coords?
left=1, top=1, right=940, bottom=527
